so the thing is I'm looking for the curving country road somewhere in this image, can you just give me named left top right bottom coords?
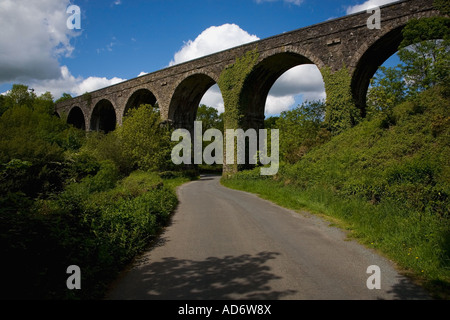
left=106, top=175, right=430, bottom=300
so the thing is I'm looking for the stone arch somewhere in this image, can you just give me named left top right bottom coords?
left=239, top=50, right=321, bottom=129
left=90, top=99, right=117, bottom=133
left=124, top=88, right=158, bottom=118
left=351, top=26, right=406, bottom=115
left=67, top=106, right=86, bottom=130
left=351, top=12, right=444, bottom=115
left=168, top=73, right=219, bottom=132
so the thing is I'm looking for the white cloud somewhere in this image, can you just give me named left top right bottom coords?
left=200, top=85, right=225, bottom=114
left=0, top=0, right=77, bottom=83
left=269, top=65, right=325, bottom=98
left=0, top=0, right=126, bottom=99
left=265, top=65, right=326, bottom=115
left=255, top=0, right=304, bottom=5
left=265, top=95, right=296, bottom=115
left=346, top=0, right=400, bottom=14
left=28, top=66, right=126, bottom=99
left=138, top=72, right=148, bottom=77
left=169, top=24, right=259, bottom=66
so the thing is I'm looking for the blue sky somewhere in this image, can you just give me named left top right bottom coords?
left=0, top=0, right=401, bottom=115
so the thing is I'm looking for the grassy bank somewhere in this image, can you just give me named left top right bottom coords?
left=222, top=87, right=450, bottom=299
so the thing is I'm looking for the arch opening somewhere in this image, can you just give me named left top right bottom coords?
left=169, top=74, right=218, bottom=132
left=239, top=52, right=324, bottom=130
left=124, top=89, right=157, bottom=118
left=169, top=73, right=225, bottom=172
left=90, top=99, right=117, bottom=133
left=67, top=106, right=86, bottom=130
left=352, top=26, right=405, bottom=116
left=354, top=21, right=449, bottom=117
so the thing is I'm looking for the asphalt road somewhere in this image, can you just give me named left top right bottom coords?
left=106, top=175, right=430, bottom=300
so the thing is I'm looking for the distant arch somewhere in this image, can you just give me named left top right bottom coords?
left=168, top=73, right=218, bottom=131
left=90, top=99, right=117, bottom=133
left=67, top=106, right=86, bottom=130
left=124, top=88, right=158, bottom=118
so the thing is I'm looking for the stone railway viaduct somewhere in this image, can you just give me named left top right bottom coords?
left=56, top=0, right=443, bottom=144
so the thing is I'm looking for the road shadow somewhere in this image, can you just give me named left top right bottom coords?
left=108, top=251, right=297, bottom=300
left=383, top=276, right=432, bottom=300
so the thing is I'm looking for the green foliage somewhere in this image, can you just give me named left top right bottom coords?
left=434, top=0, right=450, bottom=15
left=399, top=18, right=450, bottom=95
left=276, top=100, right=330, bottom=163
left=82, top=92, right=92, bottom=106
left=196, top=104, right=224, bottom=132
left=400, top=17, right=450, bottom=48
left=55, top=93, right=73, bottom=104
left=82, top=130, right=130, bottom=173
left=195, top=104, right=224, bottom=173
left=218, top=49, right=260, bottom=129
left=367, top=18, right=450, bottom=120
left=218, top=49, right=259, bottom=175
left=81, top=104, right=175, bottom=175
left=118, top=104, right=174, bottom=172
left=321, top=66, right=361, bottom=135
left=0, top=84, right=193, bottom=299
left=4, top=84, right=36, bottom=108
left=0, top=95, right=6, bottom=116
left=367, top=66, right=406, bottom=117
left=4, top=171, right=182, bottom=300
left=264, top=116, right=279, bottom=129
left=0, top=86, right=87, bottom=199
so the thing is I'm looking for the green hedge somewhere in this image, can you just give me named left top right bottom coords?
left=2, top=170, right=181, bottom=300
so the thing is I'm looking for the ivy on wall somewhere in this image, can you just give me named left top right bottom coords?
left=321, top=66, right=361, bottom=135
left=218, top=49, right=260, bottom=176
left=434, top=0, right=450, bottom=15
left=218, top=48, right=260, bottom=130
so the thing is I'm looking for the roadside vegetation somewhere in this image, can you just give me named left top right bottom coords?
left=0, top=91, right=195, bottom=299
left=222, top=18, right=450, bottom=298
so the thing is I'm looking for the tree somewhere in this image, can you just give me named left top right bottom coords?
left=276, top=100, right=328, bottom=163
left=367, top=17, right=450, bottom=115
left=0, top=88, right=82, bottom=198
left=196, top=104, right=223, bottom=132
left=34, top=91, right=55, bottom=115
left=0, top=95, right=6, bottom=117
left=117, top=104, right=174, bottom=172
left=264, top=116, right=279, bottom=129
left=367, top=66, right=406, bottom=116
left=55, top=93, right=73, bottom=104
left=5, top=84, right=36, bottom=108
left=399, top=17, right=450, bottom=94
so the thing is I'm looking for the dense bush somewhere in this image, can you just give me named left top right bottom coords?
left=81, top=104, right=175, bottom=175
left=275, top=100, right=330, bottom=164
left=3, top=168, right=181, bottom=300
left=1, top=91, right=189, bottom=299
